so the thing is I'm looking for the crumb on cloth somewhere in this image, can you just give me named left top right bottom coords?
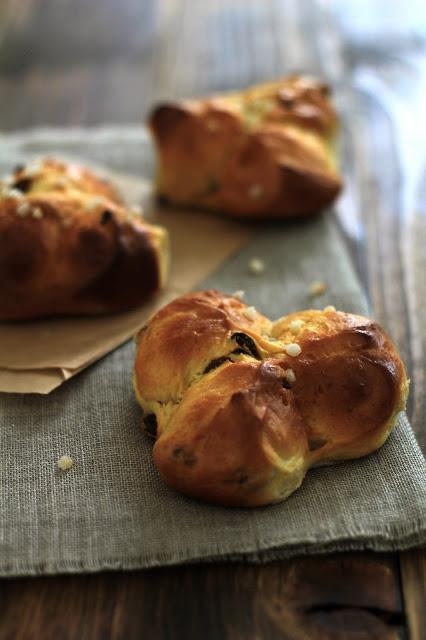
left=58, top=455, right=74, bottom=471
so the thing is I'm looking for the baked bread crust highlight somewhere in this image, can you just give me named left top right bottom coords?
left=0, top=158, right=168, bottom=319
left=149, top=76, right=342, bottom=218
left=134, top=290, right=408, bottom=507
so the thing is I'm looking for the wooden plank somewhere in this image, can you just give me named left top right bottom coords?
left=0, top=554, right=405, bottom=639
left=400, top=550, right=426, bottom=640
left=0, top=1, right=423, bottom=639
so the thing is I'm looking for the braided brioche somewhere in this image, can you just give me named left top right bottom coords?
left=149, top=75, right=342, bottom=219
left=134, top=291, right=408, bottom=507
left=0, top=158, right=168, bottom=319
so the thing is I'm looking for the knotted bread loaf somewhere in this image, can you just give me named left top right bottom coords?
left=134, top=290, right=408, bottom=507
left=0, top=158, right=168, bottom=319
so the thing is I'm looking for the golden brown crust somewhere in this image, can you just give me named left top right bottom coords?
left=149, top=76, right=342, bottom=219
left=0, top=158, right=169, bottom=319
left=134, top=291, right=408, bottom=507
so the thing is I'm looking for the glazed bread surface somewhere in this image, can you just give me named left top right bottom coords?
left=0, top=158, right=168, bottom=319
left=134, top=290, right=408, bottom=507
left=149, top=75, right=342, bottom=218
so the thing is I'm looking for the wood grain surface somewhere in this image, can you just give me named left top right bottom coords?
left=0, top=1, right=425, bottom=639
left=0, top=554, right=406, bottom=640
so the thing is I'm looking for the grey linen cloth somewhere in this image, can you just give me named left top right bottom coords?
left=0, top=128, right=425, bottom=576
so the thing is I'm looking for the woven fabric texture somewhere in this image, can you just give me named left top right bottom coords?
left=0, top=128, right=425, bottom=576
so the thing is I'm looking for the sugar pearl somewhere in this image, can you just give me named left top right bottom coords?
left=284, top=368, right=296, bottom=383
left=309, top=281, right=327, bottom=296
left=58, top=455, right=74, bottom=471
left=6, top=188, right=24, bottom=199
left=16, top=202, right=31, bottom=217
left=232, top=290, right=245, bottom=300
left=248, top=258, right=265, bottom=275
left=289, top=319, right=305, bottom=334
left=85, top=196, right=105, bottom=211
left=285, top=343, right=302, bottom=357
left=242, top=306, right=257, bottom=321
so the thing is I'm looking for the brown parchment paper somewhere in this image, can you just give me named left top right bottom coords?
left=0, top=175, right=252, bottom=393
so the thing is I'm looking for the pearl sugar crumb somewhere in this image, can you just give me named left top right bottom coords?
left=6, top=188, right=24, bottom=200
left=284, top=368, right=296, bottom=383
left=85, top=196, right=105, bottom=211
left=232, top=290, right=245, bottom=300
left=289, top=319, right=305, bottom=334
left=242, top=306, right=257, bottom=321
left=248, top=258, right=265, bottom=275
left=58, top=455, right=74, bottom=471
left=285, top=343, right=302, bottom=357
left=16, top=202, right=31, bottom=217
left=309, top=281, right=327, bottom=296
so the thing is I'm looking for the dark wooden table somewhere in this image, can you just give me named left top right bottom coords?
left=0, top=1, right=425, bottom=638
